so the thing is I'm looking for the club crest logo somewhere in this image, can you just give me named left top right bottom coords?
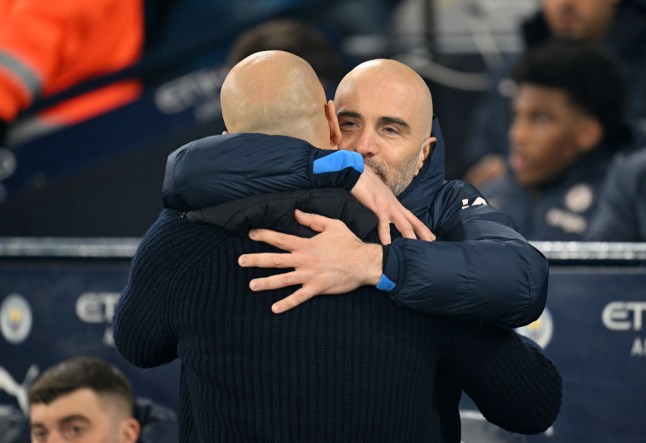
left=1, top=294, right=32, bottom=344
left=516, top=308, right=553, bottom=349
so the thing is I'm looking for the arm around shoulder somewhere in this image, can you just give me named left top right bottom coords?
left=382, top=181, right=548, bottom=327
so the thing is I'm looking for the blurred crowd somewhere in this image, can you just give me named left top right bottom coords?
left=0, top=0, right=644, bottom=241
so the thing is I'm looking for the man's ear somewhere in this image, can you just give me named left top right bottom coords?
left=120, top=417, right=141, bottom=443
left=576, top=117, right=602, bottom=153
left=415, top=136, right=436, bottom=176
left=325, top=100, right=342, bottom=149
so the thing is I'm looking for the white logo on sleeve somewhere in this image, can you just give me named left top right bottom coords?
left=461, top=197, right=488, bottom=210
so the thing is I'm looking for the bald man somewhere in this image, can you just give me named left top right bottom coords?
left=163, top=57, right=549, bottom=327
left=115, top=51, right=561, bottom=442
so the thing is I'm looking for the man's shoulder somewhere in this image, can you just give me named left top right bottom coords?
left=138, top=209, right=237, bottom=258
left=188, top=133, right=315, bottom=150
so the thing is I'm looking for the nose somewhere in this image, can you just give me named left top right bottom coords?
left=509, top=117, right=526, bottom=148
left=351, top=128, right=379, bottom=158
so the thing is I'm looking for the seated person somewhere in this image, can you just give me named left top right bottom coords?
left=461, top=0, right=646, bottom=187
left=28, top=356, right=176, bottom=443
left=481, top=40, right=636, bottom=241
left=586, top=147, right=646, bottom=242
left=228, top=18, right=345, bottom=96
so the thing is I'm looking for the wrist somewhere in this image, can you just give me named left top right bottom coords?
left=360, top=243, right=383, bottom=287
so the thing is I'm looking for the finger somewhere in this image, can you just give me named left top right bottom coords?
left=249, top=229, right=300, bottom=251
left=271, top=288, right=315, bottom=314
left=377, top=221, right=392, bottom=245
left=390, top=213, right=417, bottom=240
left=247, top=271, right=301, bottom=291
left=238, top=253, right=295, bottom=269
left=407, top=215, right=435, bottom=242
left=294, top=209, right=335, bottom=233
left=414, top=223, right=436, bottom=242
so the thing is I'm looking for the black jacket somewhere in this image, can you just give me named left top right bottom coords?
left=162, top=119, right=549, bottom=327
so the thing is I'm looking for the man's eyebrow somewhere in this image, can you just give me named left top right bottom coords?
left=379, top=116, right=410, bottom=132
left=337, top=110, right=362, bottom=119
left=59, top=415, right=91, bottom=425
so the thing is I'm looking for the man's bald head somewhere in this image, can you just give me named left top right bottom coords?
left=221, top=50, right=336, bottom=148
left=333, top=59, right=436, bottom=196
left=336, top=59, right=434, bottom=137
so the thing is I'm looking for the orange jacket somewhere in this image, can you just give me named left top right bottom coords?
left=0, top=0, right=143, bottom=128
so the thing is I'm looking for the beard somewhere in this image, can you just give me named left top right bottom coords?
left=364, top=152, right=419, bottom=196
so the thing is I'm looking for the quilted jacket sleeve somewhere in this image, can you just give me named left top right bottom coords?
left=381, top=180, right=549, bottom=328
left=162, top=134, right=363, bottom=211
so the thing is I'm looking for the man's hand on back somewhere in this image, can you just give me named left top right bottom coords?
left=352, top=166, right=435, bottom=244
left=238, top=210, right=383, bottom=314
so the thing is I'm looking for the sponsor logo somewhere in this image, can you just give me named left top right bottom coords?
left=0, top=294, right=32, bottom=344
left=76, top=292, right=121, bottom=347
left=516, top=308, right=553, bottom=349
left=564, top=184, right=593, bottom=213
left=76, top=292, right=121, bottom=324
left=602, top=302, right=646, bottom=331
left=545, top=207, right=586, bottom=234
left=602, top=302, right=646, bottom=357
left=461, top=197, right=488, bottom=210
left=0, top=365, right=39, bottom=413
left=154, top=65, right=227, bottom=122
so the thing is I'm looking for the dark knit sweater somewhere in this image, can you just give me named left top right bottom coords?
left=114, top=208, right=561, bottom=443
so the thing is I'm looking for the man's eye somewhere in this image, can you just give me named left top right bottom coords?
left=383, top=127, right=399, bottom=135
left=532, top=114, right=551, bottom=125
left=32, top=430, right=47, bottom=441
left=63, top=424, right=88, bottom=439
left=340, top=120, right=357, bottom=128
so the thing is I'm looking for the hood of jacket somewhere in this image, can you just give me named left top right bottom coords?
left=396, top=116, right=446, bottom=225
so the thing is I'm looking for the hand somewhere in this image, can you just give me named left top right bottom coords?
left=351, top=166, right=435, bottom=244
left=238, top=209, right=383, bottom=314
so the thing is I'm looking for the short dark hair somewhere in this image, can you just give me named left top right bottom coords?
left=512, top=39, right=630, bottom=146
left=29, top=356, right=134, bottom=415
left=228, top=19, right=344, bottom=86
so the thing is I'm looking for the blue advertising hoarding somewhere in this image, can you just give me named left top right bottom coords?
left=1, top=240, right=645, bottom=442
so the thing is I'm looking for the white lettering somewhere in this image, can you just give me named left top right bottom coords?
left=103, top=327, right=114, bottom=347
left=631, top=337, right=645, bottom=356
left=76, top=292, right=121, bottom=324
left=154, top=66, right=227, bottom=114
left=602, top=302, right=646, bottom=331
left=461, top=197, right=489, bottom=210
left=545, top=207, right=586, bottom=234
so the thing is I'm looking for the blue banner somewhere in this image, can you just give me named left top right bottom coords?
left=1, top=241, right=645, bottom=442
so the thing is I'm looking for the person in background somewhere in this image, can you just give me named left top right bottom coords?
left=228, top=18, right=345, bottom=95
left=462, top=0, right=646, bottom=187
left=480, top=40, right=633, bottom=241
left=0, top=0, right=143, bottom=144
left=28, top=356, right=177, bottom=443
left=114, top=51, right=561, bottom=442
left=586, top=147, right=646, bottom=242
left=28, top=356, right=140, bottom=443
